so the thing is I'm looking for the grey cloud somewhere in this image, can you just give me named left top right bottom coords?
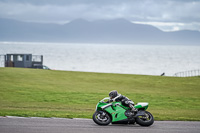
left=0, top=0, right=200, bottom=31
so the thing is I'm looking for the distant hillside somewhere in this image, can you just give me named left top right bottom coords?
left=0, top=18, right=200, bottom=45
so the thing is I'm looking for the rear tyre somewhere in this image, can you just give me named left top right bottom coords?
left=93, top=111, right=111, bottom=125
left=136, top=111, right=154, bottom=126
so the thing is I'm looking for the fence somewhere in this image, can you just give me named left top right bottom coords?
left=174, top=69, right=200, bottom=77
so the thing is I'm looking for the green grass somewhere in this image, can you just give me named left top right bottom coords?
left=0, top=67, right=200, bottom=121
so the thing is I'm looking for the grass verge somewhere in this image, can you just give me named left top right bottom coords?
left=0, top=68, right=200, bottom=121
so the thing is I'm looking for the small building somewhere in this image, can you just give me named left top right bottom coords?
left=3, top=54, right=43, bottom=68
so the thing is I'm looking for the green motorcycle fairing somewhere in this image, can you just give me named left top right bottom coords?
left=95, top=97, right=149, bottom=122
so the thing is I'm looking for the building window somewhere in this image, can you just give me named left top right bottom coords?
left=26, top=55, right=30, bottom=61
left=10, top=55, right=13, bottom=61
left=17, top=55, right=23, bottom=61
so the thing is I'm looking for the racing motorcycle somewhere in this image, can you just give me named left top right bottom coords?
left=93, top=97, right=154, bottom=126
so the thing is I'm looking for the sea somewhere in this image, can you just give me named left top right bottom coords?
left=0, top=42, right=200, bottom=76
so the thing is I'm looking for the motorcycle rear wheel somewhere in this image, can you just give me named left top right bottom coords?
left=136, top=111, right=154, bottom=126
left=93, top=111, right=111, bottom=125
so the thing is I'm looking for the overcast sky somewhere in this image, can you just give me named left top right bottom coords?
left=0, top=0, right=200, bottom=31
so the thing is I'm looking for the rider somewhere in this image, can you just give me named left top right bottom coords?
left=108, top=90, right=136, bottom=112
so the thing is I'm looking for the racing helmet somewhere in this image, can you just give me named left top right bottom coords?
left=109, top=90, right=118, bottom=99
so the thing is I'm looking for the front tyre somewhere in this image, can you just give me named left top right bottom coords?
left=93, top=111, right=111, bottom=125
left=136, top=111, right=154, bottom=126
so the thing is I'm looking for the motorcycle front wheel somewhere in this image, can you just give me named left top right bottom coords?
left=136, top=111, right=154, bottom=126
left=93, top=111, right=111, bottom=125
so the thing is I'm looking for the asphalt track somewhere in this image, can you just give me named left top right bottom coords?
left=0, top=116, right=200, bottom=133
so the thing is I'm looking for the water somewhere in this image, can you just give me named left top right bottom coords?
left=0, top=42, right=200, bottom=76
